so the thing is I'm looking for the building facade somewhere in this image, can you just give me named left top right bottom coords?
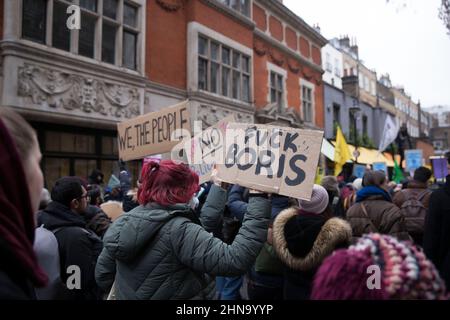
left=321, top=42, right=342, bottom=89
left=0, top=0, right=327, bottom=189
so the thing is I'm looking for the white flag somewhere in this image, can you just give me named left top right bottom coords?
left=378, top=115, right=399, bottom=153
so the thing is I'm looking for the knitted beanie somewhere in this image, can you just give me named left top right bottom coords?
left=298, top=184, right=329, bottom=214
left=311, top=233, right=448, bottom=300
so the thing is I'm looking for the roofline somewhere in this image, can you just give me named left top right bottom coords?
left=261, top=0, right=328, bottom=47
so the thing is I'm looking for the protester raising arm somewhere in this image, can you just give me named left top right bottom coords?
left=171, top=190, right=271, bottom=277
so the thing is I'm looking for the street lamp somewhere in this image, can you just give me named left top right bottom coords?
left=349, top=106, right=361, bottom=163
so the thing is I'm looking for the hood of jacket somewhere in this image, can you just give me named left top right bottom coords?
left=102, top=203, right=195, bottom=262
left=37, top=201, right=87, bottom=230
left=272, top=207, right=352, bottom=271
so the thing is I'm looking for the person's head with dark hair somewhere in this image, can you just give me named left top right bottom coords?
left=88, top=169, right=104, bottom=185
left=51, top=177, right=88, bottom=214
left=87, top=184, right=103, bottom=206
left=413, top=167, right=432, bottom=184
left=0, top=108, right=48, bottom=290
left=362, top=170, right=387, bottom=190
left=137, top=160, right=200, bottom=206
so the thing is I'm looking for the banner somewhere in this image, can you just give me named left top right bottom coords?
left=216, top=124, right=323, bottom=200
left=353, top=164, right=366, bottom=179
left=432, top=158, right=448, bottom=180
left=372, top=162, right=388, bottom=175
left=405, top=149, right=423, bottom=172
left=378, top=115, right=399, bottom=153
left=117, top=100, right=191, bottom=161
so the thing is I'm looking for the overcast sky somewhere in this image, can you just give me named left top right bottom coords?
left=284, top=0, right=450, bottom=108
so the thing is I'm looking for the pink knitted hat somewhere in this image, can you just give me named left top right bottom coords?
left=311, top=234, right=448, bottom=300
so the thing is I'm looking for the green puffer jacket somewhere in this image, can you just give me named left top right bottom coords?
left=95, top=185, right=271, bottom=300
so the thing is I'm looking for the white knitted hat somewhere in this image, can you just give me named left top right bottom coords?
left=298, top=184, right=329, bottom=214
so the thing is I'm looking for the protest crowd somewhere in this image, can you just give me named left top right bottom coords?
left=1, top=108, right=449, bottom=301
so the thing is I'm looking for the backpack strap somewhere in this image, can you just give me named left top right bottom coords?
left=416, top=189, right=429, bottom=202
left=360, top=203, right=378, bottom=232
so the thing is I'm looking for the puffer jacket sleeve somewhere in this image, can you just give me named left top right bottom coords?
left=95, top=247, right=116, bottom=292
left=171, top=195, right=271, bottom=276
left=199, top=184, right=227, bottom=233
left=379, top=205, right=411, bottom=241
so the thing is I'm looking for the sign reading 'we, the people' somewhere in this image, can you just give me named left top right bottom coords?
left=117, top=101, right=190, bottom=161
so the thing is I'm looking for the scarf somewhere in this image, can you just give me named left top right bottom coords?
left=356, top=186, right=392, bottom=203
left=0, top=118, right=48, bottom=287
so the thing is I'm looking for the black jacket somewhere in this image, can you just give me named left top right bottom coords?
left=37, top=202, right=103, bottom=300
left=424, top=176, right=450, bottom=288
left=272, top=208, right=352, bottom=300
left=0, top=238, right=36, bottom=300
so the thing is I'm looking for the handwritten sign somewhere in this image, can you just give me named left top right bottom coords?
left=405, top=149, right=423, bottom=172
left=171, top=115, right=235, bottom=184
left=432, top=158, right=448, bottom=180
left=117, top=101, right=190, bottom=161
left=217, top=123, right=323, bottom=201
left=353, top=164, right=366, bottom=179
left=372, top=162, right=387, bottom=175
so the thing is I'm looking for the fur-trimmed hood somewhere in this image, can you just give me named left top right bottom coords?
left=272, top=207, right=352, bottom=271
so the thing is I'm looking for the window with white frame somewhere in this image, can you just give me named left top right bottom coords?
left=217, top=0, right=250, bottom=17
left=364, top=76, right=370, bottom=92
left=359, top=76, right=364, bottom=88
left=198, top=35, right=251, bottom=102
left=301, top=82, right=314, bottom=123
left=370, top=81, right=376, bottom=95
left=21, top=0, right=141, bottom=70
left=325, top=53, right=332, bottom=72
left=270, top=71, right=284, bottom=110
left=334, top=58, right=340, bottom=77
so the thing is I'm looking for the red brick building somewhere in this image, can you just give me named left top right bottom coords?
left=146, top=0, right=327, bottom=128
left=0, top=0, right=326, bottom=188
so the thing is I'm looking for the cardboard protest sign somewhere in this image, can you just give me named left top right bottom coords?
left=405, top=149, right=423, bottom=172
left=217, top=123, right=323, bottom=200
left=372, top=162, right=387, bottom=174
left=171, top=115, right=235, bottom=184
left=432, top=158, right=448, bottom=180
left=353, top=164, right=366, bottom=179
left=117, top=100, right=191, bottom=161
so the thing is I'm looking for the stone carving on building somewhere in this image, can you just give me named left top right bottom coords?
left=18, top=64, right=140, bottom=119
left=156, top=0, right=185, bottom=12
left=288, top=58, right=301, bottom=74
left=198, top=104, right=253, bottom=127
left=255, top=103, right=303, bottom=128
left=268, top=48, right=285, bottom=67
left=253, top=38, right=268, bottom=56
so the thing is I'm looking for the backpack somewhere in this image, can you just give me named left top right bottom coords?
left=33, top=226, right=66, bottom=300
left=399, top=190, right=429, bottom=244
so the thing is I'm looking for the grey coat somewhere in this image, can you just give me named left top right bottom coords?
left=95, top=186, right=271, bottom=300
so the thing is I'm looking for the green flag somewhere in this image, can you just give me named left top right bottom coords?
left=393, top=157, right=404, bottom=184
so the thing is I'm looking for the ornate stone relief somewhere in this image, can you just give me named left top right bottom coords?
left=156, top=0, right=185, bottom=12
left=255, top=102, right=303, bottom=127
left=287, top=58, right=301, bottom=74
left=268, top=48, right=285, bottom=67
left=253, top=38, right=268, bottom=56
left=17, top=64, right=140, bottom=119
left=197, top=104, right=253, bottom=127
